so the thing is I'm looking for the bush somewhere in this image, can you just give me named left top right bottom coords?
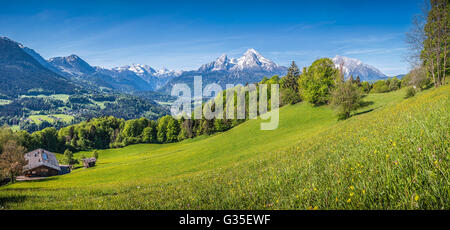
left=93, top=150, right=99, bottom=159
left=372, top=80, right=390, bottom=93
left=64, top=149, right=78, bottom=165
left=405, top=87, right=416, bottom=98
left=330, top=80, right=362, bottom=120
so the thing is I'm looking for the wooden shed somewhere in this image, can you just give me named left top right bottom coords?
left=23, top=149, right=61, bottom=177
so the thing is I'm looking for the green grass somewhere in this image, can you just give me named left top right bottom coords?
left=0, top=86, right=448, bottom=210
left=26, top=114, right=74, bottom=125
left=0, top=99, right=11, bottom=105
left=9, top=125, right=20, bottom=132
left=20, top=94, right=70, bottom=103
left=90, top=99, right=107, bottom=109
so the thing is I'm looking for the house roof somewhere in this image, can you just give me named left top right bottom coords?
left=23, top=149, right=61, bottom=172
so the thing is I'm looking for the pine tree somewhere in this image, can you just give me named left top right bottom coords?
left=355, top=76, right=361, bottom=86
left=281, top=61, right=301, bottom=104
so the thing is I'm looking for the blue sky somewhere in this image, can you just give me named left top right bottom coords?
left=0, top=0, right=424, bottom=76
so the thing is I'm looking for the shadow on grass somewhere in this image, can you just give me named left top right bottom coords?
left=353, top=108, right=375, bottom=116
left=20, top=177, right=58, bottom=184
left=359, top=100, right=374, bottom=108
left=0, top=195, right=28, bottom=207
left=352, top=101, right=379, bottom=116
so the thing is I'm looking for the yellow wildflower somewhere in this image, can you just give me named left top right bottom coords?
left=414, top=195, right=419, bottom=201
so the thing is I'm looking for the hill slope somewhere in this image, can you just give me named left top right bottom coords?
left=0, top=86, right=448, bottom=209
left=0, top=37, right=77, bottom=98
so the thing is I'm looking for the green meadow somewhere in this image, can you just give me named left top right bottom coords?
left=0, top=86, right=448, bottom=210
left=0, top=99, right=11, bottom=106
left=26, top=114, right=75, bottom=125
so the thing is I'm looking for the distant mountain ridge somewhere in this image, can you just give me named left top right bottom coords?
left=0, top=37, right=77, bottom=97
left=46, top=48, right=288, bottom=93
left=1, top=37, right=391, bottom=96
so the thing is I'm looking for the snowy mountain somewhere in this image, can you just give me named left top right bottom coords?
left=158, top=49, right=287, bottom=93
left=46, top=55, right=154, bottom=91
left=112, top=64, right=182, bottom=90
left=198, top=48, right=285, bottom=73
left=332, top=55, right=388, bottom=82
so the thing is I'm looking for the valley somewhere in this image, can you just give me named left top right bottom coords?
left=0, top=85, right=447, bottom=209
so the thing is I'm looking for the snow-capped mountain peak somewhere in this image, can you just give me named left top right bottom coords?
left=332, top=55, right=388, bottom=81
left=114, top=64, right=157, bottom=76
left=232, top=48, right=279, bottom=71
left=199, top=48, right=283, bottom=73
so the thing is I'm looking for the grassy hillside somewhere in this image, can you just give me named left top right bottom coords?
left=0, top=86, right=448, bottom=210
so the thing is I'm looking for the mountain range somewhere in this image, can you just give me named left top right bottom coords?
left=0, top=36, right=391, bottom=98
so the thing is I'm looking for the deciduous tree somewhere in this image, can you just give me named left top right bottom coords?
left=0, top=141, right=27, bottom=183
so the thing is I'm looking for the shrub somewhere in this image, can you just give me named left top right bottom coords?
left=330, top=80, right=362, bottom=120
left=405, top=87, right=417, bottom=98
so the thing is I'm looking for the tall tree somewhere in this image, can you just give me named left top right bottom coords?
left=406, top=1, right=430, bottom=68
left=166, top=118, right=180, bottom=143
left=0, top=141, right=27, bottom=183
left=298, top=58, right=338, bottom=105
left=330, top=79, right=362, bottom=120
left=422, top=0, right=449, bottom=87
left=142, top=121, right=158, bottom=143
left=281, top=61, right=302, bottom=104
left=355, top=76, right=362, bottom=86
left=64, top=149, right=77, bottom=166
left=157, top=115, right=171, bottom=143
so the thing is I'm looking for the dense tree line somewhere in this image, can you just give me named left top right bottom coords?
left=0, top=93, right=169, bottom=132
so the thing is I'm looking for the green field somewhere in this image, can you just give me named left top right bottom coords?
left=26, top=114, right=75, bottom=125
left=0, top=99, right=11, bottom=105
left=0, top=86, right=448, bottom=210
left=20, top=94, right=70, bottom=103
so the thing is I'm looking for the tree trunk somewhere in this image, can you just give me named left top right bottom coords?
left=430, top=54, right=437, bottom=87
